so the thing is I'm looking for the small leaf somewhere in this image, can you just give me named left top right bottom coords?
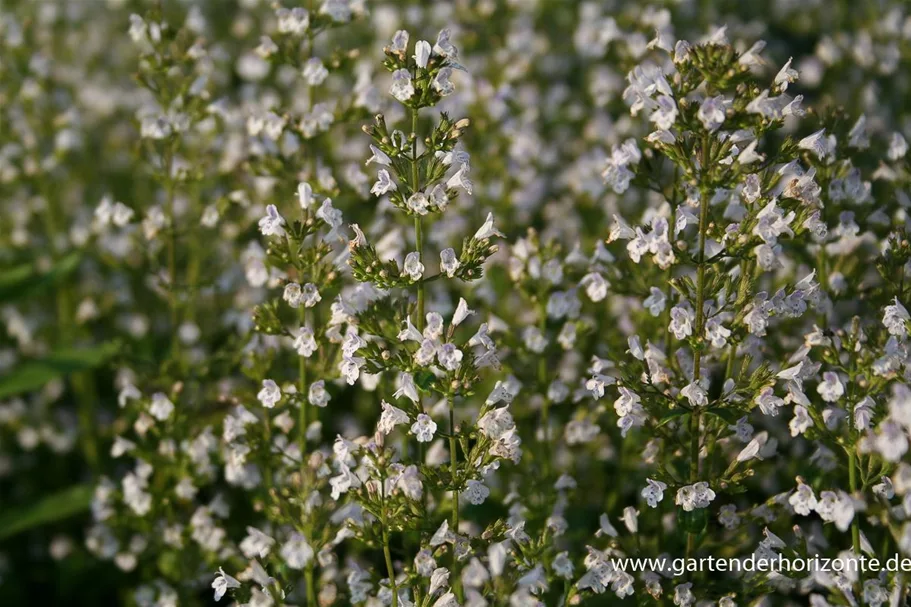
left=705, top=407, right=740, bottom=424
left=0, top=484, right=93, bottom=541
left=0, top=252, right=82, bottom=303
left=677, top=507, right=709, bottom=534
left=415, top=370, right=436, bottom=391
left=0, top=341, right=120, bottom=399
left=656, top=408, right=689, bottom=428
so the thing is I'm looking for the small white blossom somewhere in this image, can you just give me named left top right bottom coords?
left=258, top=379, right=282, bottom=408
left=411, top=413, right=437, bottom=442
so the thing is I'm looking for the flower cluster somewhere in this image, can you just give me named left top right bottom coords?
left=4, top=2, right=911, bottom=607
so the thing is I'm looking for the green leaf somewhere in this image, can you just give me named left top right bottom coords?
left=677, top=507, right=709, bottom=534
left=415, top=370, right=436, bottom=391
left=0, top=484, right=93, bottom=541
left=0, top=341, right=120, bottom=399
left=704, top=407, right=740, bottom=424
left=0, top=251, right=82, bottom=303
left=656, top=408, right=689, bottom=428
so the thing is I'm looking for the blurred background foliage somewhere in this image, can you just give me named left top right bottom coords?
left=0, top=0, right=909, bottom=604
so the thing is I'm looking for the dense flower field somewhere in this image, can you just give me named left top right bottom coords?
left=3, top=1, right=911, bottom=605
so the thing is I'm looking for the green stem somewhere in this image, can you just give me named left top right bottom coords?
left=298, top=306, right=309, bottom=451
left=450, top=401, right=459, bottom=529
left=40, top=184, right=99, bottom=471
left=415, top=216, right=425, bottom=331
left=687, top=136, right=713, bottom=558
left=162, top=146, right=180, bottom=358
left=411, top=108, right=425, bottom=332
left=381, top=486, right=398, bottom=607
left=848, top=447, right=864, bottom=604
left=305, top=567, right=316, bottom=605
left=848, top=448, right=862, bottom=554
left=449, top=397, right=463, bottom=601
left=537, top=304, right=551, bottom=477
left=262, top=414, right=273, bottom=490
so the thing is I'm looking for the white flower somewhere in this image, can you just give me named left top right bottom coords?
left=641, top=478, right=667, bottom=508
left=675, top=482, right=716, bottom=511
left=389, top=29, right=409, bottom=53
left=276, top=7, right=309, bottom=35
left=437, top=343, right=463, bottom=371
left=415, top=40, right=432, bottom=68
left=379, top=401, right=410, bottom=435
left=403, top=252, right=424, bottom=281
left=889, top=132, right=908, bottom=161
left=788, top=482, right=817, bottom=516
left=258, top=204, right=286, bottom=237
left=432, top=67, right=454, bottom=96
left=429, top=184, right=449, bottom=209
left=293, top=326, right=317, bottom=357
left=674, top=583, right=695, bottom=607
left=128, top=14, right=147, bottom=43
left=302, top=57, right=328, bottom=86
left=465, top=480, right=490, bottom=505
left=440, top=248, right=460, bottom=277
left=798, top=129, right=834, bottom=160
left=390, top=69, right=414, bottom=102
left=429, top=567, right=450, bottom=596
left=239, top=527, right=275, bottom=558
left=595, top=513, right=618, bottom=538
left=371, top=169, right=397, bottom=196
left=452, top=298, right=474, bottom=326
left=622, top=507, right=638, bottom=533
left=212, top=567, right=240, bottom=601
left=580, top=272, right=609, bottom=302
left=817, top=371, right=844, bottom=402
left=816, top=490, right=855, bottom=532
left=884, top=298, right=910, bottom=337
left=350, top=223, right=368, bottom=248
left=774, top=57, right=798, bottom=90
left=650, top=95, right=678, bottom=130
left=874, top=420, right=909, bottom=462
left=258, top=379, right=282, bottom=408
left=704, top=318, right=731, bottom=348
left=669, top=304, right=694, bottom=339
left=433, top=28, right=458, bottom=59
left=854, top=396, right=875, bottom=430
left=298, top=182, right=314, bottom=209
left=697, top=96, right=726, bottom=131
left=473, top=212, right=504, bottom=240
left=848, top=115, right=869, bottom=149
left=149, top=392, right=174, bottom=421
left=283, top=283, right=302, bottom=308
left=643, top=288, right=666, bottom=316
left=446, top=165, right=473, bottom=194
left=407, top=192, right=430, bottom=215
left=415, top=550, right=437, bottom=577
left=552, top=552, right=574, bottom=579
left=111, top=202, right=134, bottom=227
left=309, top=380, right=330, bottom=407
left=742, top=173, right=761, bottom=203
left=755, top=386, right=784, bottom=416
left=411, top=413, right=437, bottom=442
left=394, top=373, right=420, bottom=403
left=340, top=355, right=364, bottom=385
left=681, top=382, right=707, bottom=408
left=366, top=144, right=391, bottom=166
left=301, top=283, right=321, bottom=307
left=737, top=431, right=768, bottom=461
left=280, top=533, right=314, bottom=569
left=614, top=386, right=640, bottom=417
left=415, top=339, right=437, bottom=366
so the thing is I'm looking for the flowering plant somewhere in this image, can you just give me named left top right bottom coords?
left=3, top=2, right=911, bottom=607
